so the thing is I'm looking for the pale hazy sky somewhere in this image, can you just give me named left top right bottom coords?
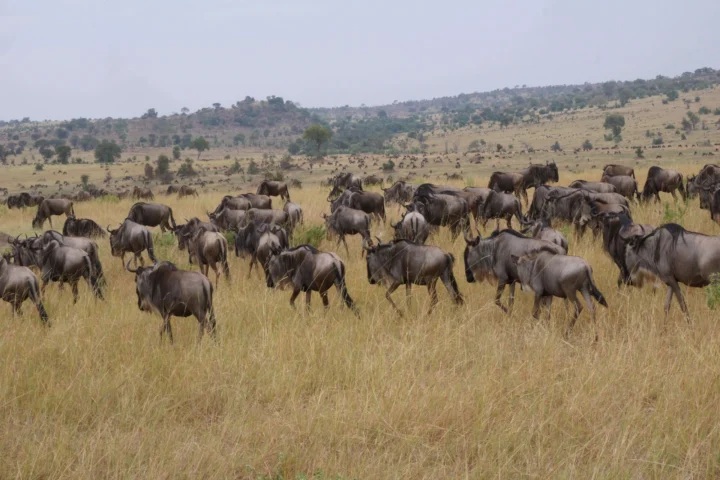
left=1, top=0, right=718, bottom=121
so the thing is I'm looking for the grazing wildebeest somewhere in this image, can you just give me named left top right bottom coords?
left=543, top=189, right=628, bottom=226
left=329, top=188, right=385, bottom=222
left=511, top=251, right=607, bottom=331
left=62, top=215, right=106, bottom=238
left=333, top=172, right=362, bottom=191
left=363, top=174, right=384, bottom=187
left=241, top=208, right=291, bottom=231
left=526, top=186, right=578, bottom=221
left=23, top=193, right=45, bottom=207
left=266, top=245, right=357, bottom=314
left=0, top=254, right=49, bottom=324
left=173, top=217, right=219, bottom=257
left=364, top=239, right=464, bottom=315
left=641, top=166, right=685, bottom=203
left=32, top=199, right=74, bottom=229
left=166, top=185, right=179, bottom=195
left=239, top=193, right=272, bottom=209
left=283, top=200, right=303, bottom=230
left=601, top=174, right=640, bottom=201
left=601, top=213, right=655, bottom=287
left=31, top=230, right=105, bottom=284
left=602, top=164, right=635, bottom=179
left=408, top=193, right=469, bottom=239
left=569, top=180, right=617, bottom=194
left=257, top=180, right=290, bottom=201
left=13, top=240, right=103, bottom=303
left=392, top=211, right=430, bottom=244
left=520, top=219, right=568, bottom=253
left=185, top=227, right=230, bottom=286
left=212, top=195, right=252, bottom=214
left=624, top=224, right=720, bottom=318
left=108, top=219, right=158, bottom=267
left=488, top=172, right=524, bottom=198
left=133, top=186, right=155, bottom=200
left=178, top=185, right=199, bottom=198
left=463, top=229, right=565, bottom=313
left=126, top=261, right=216, bottom=343
left=127, top=202, right=177, bottom=232
left=383, top=181, right=418, bottom=207
left=323, top=206, right=372, bottom=256
left=519, top=161, right=559, bottom=201
left=234, top=223, right=286, bottom=280
left=208, top=208, right=246, bottom=232
left=479, top=190, right=523, bottom=230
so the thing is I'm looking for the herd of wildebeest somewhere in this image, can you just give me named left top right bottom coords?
left=4, top=162, right=720, bottom=341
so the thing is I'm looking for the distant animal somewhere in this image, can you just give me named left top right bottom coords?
left=408, top=192, right=469, bottom=239
left=392, top=211, right=430, bottom=244
left=332, top=172, right=362, bottom=191
left=212, top=195, right=252, bottom=213
left=107, top=219, right=158, bottom=268
left=641, top=166, right=685, bottom=203
left=173, top=217, right=219, bottom=260
left=382, top=181, right=418, bottom=206
left=518, top=161, right=559, bottom=201
left=177, top=185, right=199, bottom=198
left=488, top=172, right=524, bottom=198
left=74, top=191, right=92, bottom=202
left=329, top=188, right=385, bottom=222
left=132, top=186, right=155, bottom=201
left=208, top=208, right=246, bottom=232
left=256, top=180, right=290, bottom=201
left=62, top=215, right=106, bottom=238
left=363, top=175, right=384, bottom=187
left=0, top=254, right=48, bottom=324
left=602, top=164, right=635, bottom=179
left=32, top=199, right=74, bottom=229
left=126, top=202, right=176, bottom=232
left=165, top=185, right=179, bottom=195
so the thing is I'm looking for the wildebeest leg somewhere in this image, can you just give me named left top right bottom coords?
left=655, top=192, right=661, bottom=204
left=405, top=283, right=412, bottom=308
left=531, top=295, right=542, bottom=319
left=494, top=281, right=508, bottom=313
left=543, top=297, right=553, bottom=321
left=670, top=190, right=677, bottom=202
left=212, top=264, right=220, bottom=287
left=320, top=291, right=329, bottom=308
left=305, top=290, right=312, bottom=310
left=71, top=281, right=79, bottom=304
left=581, top=288, right=595, bottom=321
left=48, top=217, right=53, bottom=229
left=289, top=287, right=301, bottom=308
left=160, top=314, right=174, bottom=344
left=247, top=256, right=256, bottom=279
left=341, top=236, right=350, bottom=257
left=196, top=315, right=206, bottom=344
left=666, top=280, right=689, bottom=320
left=495, top=219, right=501, bottom=231
left=566, top=291, right=583, bottom=335
left=427, top=280, right=439, bottom=314
left=508, top=283, right=516, bottom=314
left=506, top=216, right=512, bottom=229
left=385, top=282, right=403, bottom=316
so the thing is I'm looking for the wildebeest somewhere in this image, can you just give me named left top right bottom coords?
left=178, top=185, right=199, bottom=198
left=624, top=224, right=720, bottom=317
left=212, top=195, right=252, bottom=213
left=521, top=219, right=568, bottom=253
left=323, top=206, right=372, bottom=256
left=133, top=186, right=155, bottom=200
left=208, top=208, right=246, bottom=232
left=408, top=193, right=469, bottom=239
left=364, top=239, right=464, bottom=315
left=283, top=200, right=303, bottom=230
left=0, top=254, right=49, bottom=324
left=266, top=245, right=357, bottom=314
left=641, top=166, right=686, bottom=203
left=488, top=172, right=524, bottom=198
left=329, top=188, right=385, bottom=222
left=173, top=217, right=219, bottom=256
left=392, top=211, right=430, bottom=244
left=30, top=230, right=105, bottom=284
left=463, top=229, right=565, bottom=312
left=511, top=251, right=607, bottom=331
left=241, top=208, right=290, bottom=230
left=127, top=202, right=177, bottom=232
left=363, top=174, right=384, bottom=187
left=235, top=223, right=287, bottom=279
left=7, top=192, right=43, bottom=209
left=569, top=180, right=617, bottom=194
left=463, top=187, right=493, bottom=222
left=519, top=161, right=559, bottom=200
left=73, top=191, right=92, bottom=202
left=32, top=199, right=74, bottom=229
left=687, top=165, right=720, bottom=208
left=165, top=185, right=179, bottom=195
left=602, top=164, right=635, bottom=179
left=257, top=180, right=290, bottom=201
left=126, top=261, right=216, bottom=343
left=601, top=174, right=640, bottom=201
left=383, top=181, right=418, bottom=206
left=239, top=193, right=272, bottom=210
left=601, top=213, right=655, bottom=287
left=62, top=215, right=106, bottom=238
left=108, top=219, right=158, bottom=267
left=479, top=190, right=523, bottom=230
left=186, top=227, right=230, bottom=286
left=332, top=172, right=362, bottom=191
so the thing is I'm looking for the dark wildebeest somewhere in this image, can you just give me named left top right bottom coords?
left=601, top=175, right=640, bottom=201
left=363, top=175, right=384, bottom=187
left=527, top=186, right=578, bottom=223
left=511, top=251, right=607, bottom=332
left=488, top=172, right=524, bottom=198
left=641, top=166, right=685, bottom=203
left=283, top=201, right=303, bottom=230
left=392, top=211, right=430, bottom=244
left=12, top=240, right=103, bottom=303
left=133, top=186, right=155, bottom=201
left=479, top=190, right=523, bottom=230
left=408, top=193, right=469, bottom=239
left=127, top=202, right=177, bottom=232
left=126, top=261, right=216, bottom=344
left=239, top=193, right=272, bottom=210
left=519, top=161, right=559, bottom=202
left=708, top=188, right=720, bottom=225
left=173, top=217, right=219, bottom=256
left=212, top=195, right=252, bottom=213
left=208, top=208, right=246, bottom=232
left=333, top=172, right=362, bottom=191
left=569, top=180, right=617, bottom=194
left=23, top=193, right=45, bottom=207
left=32, top=199, right=74, bottom=229
left=166, top=185, right=179, bottom=195
left=323, top=206, right=372, bottom=256
left=178, top=185, right=199, bottom=198
left=186, top=227, right=230, bottom=286
left=329, top=188, right=386, bottom=222
left=687, top=165, right=720, bottom=208
left=6, top=195, right=24, bottom=209
left=266, top=245, right=357, bottom=314
left=602, top=164, right=635, bottom=179
left=520, top=219, right=568, bottom=253
left=108, top=219, right=158, bottom=267
left=31, top=230, right=105, bottom=285
left=62, top=215, right=106, bottom=238
left=74, top=191, right=92, bottom=202
left=543, top=189, right=628, bottom=226
left=463, top=229, right=565, bottom=313
left=601, top=213, right=655, bottom=287
left=364, top=239, right=464, bottom=315
left=463, top=187, right=493, bottom=223
left=0, top=254, right=49, bottom=324
left=257, top=180, right=290, bottom=201
left=624, top=224, right=720, bottom=318
left=241, top=208, right=291, bottom=232
left=235, top=223, right=286, bottom=280
left=383, top=181, right=418, bottom=207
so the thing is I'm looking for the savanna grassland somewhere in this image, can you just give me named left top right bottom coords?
left=2, top=87, right=720, bottom=478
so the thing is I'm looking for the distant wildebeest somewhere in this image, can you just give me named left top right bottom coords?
left=526, top=186, right=578, bottom=223
left=488, top=172, right=524, bottom=198
left=62, top=215, right=106, bottom=238
left=602, top=164, right=635, bottom=179
left=125, top=261, right=217, bottom=344
left=32, top=199, right=74, bottom=229
left=23, top=193, right=45, bottom=207
left=257, top=180, right=290, bottom=201
left=266, top=245, right=357, bottom=314
left=479, top=190, right=523, bottom=230
left=212, top=195, right=252, bottom=214
left=165, top=185, right=179, bottom=195
left=520, top=219, right=568, bottom=253
left=283, top=201, right=303, bottom=230
left=687, top=165, right=720, bottom=208
left=601, top=213, right=655, bottom=287
left=185, top=227, right=230, bottom=286
left=329, top=188, right=386, bottom=222
left=127, top=202, right=176, bottom=232
left=512, top=251, right=607, bottom=331
left=569, top=180, right=617, bottom=194
left=332, top=172, right=362, bottom=191
left=116, top=190, right=131, bottom=200
left=408, top=192, right=469, bottom=239
left=208, top=208, right=246, bottom=232
left=239, top=193, right=272, bottom=209
left=463, top=229, right=565, bottom=313
left=0, top=254, right=49, bottom=324
left=108, top=219, right=158, bottom=267
left=601, top=174, right=640, bottom=201
left=519, top=161, right=559, bottom=201
left=708, top=188, right=720, bottom=225
left=132, top=186, right=155, bottom=201
left=178, top=185, right=199, bottom=198
left=173, top=217, right=219, bottom=258
left=363, top=175, right=384, bottom=187
left=383, top=181, right=418, bottom=207
left=323, top=206, right=372, bottom=256
left=641, top=166, right=685, bottom=203
left=392, top=211, right=430, bottom=244
left=624, top=223, right=720, bottom=318
left=364, top=239, right=464, bottom=315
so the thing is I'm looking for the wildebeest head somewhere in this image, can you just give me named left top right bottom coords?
left=362, top=238, right=392, bottom=285
left=125, top=259, right=168, bottom=312
left=107, top=223, right=125, bottom=257
left=547, top=161, right=559, bottom=182
left=509, top=254, right=536, bottom=292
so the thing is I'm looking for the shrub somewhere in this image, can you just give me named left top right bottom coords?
left=662, top=202, right=686, bottom=224
left=144, top=163, right=154, bottom=179
left=293, top=225, right=326, bottom=249
left=177, top=158, right=197, bottom=177
left=226, top=160, right=243, bottom=175
left=248, top=160, right=260, bottom=174
left=665, top=124, right=675, bottom=129
left=34, top=163, right=43, bottom=171
left=706, top=274, right=720, bottom=310
left=652, top=137, right=664, bottom=145
left=699, top=106, right=712, bottom=114
left=381, top=160, right=395, bottom=171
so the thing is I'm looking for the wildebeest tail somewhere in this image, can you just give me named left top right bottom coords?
left=333, top=262, right=358, bottom=315
left=218, top=237, right=230, bottom=279
left=203, top=280, right=217, bottom=338
left=28, top=276, right=49, bottom=325
left=83, top=254, right=103, bottom=299
left=169, top=207, right=177, bottom=229
left=70, top=203, right=75, bottom=216
left=588, top=272, right=608, bottom=308
left=145, top=230, right=158, bottom=263
left=446, top=253, right=464, bottom=304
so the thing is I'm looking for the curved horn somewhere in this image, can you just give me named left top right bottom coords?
left=362, top=238, right=372, bottom=251
left=107, top=224, right=113, bottom=233
left=463, top=228, right=474, bottom=244
left=125, top=259, right=137, bottom=273
left=375, top=236, right=383, bottom=245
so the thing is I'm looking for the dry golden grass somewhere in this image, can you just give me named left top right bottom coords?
left=3, top=161, right=720, bottom=478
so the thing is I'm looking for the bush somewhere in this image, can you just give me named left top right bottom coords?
left=714, top=108, right=720, bottom=115
left=144, top=163, right=154, bottom=179
left=582, top=139, right=593, bottom=151
left=226, top=160, right=243, bottom=175
left=293, top=225, right=326, bottom=249
left=706, top=274, right=720, bottom=310
left=248, top=160, right=260, bottom=174
left=699, top=106, right=711, bottom=114
left=550, top=141, right=562, bottom=152
left=665, top=124, right=675, bottom=129
left=264, top=170, right=285, bottom=181
left=177, top=158, right=197, bottom=177
left=652, top=137, right=664, bottom=145
left=34, top=163, right=43, bottom=171
left=381, top=159, right=395, bottom=171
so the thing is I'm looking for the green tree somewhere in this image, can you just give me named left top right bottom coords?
left=681, top=117, right=692, bottom=133
left=39, top=146, right=55, bottom=162
left=699, top=106, right=712, bottom=114
left=603, top=114, right=625, bottom=140
left=55, top=128, right=69, bottom=140
left=80, top=174, right=90, bottom=190
left=190, top=136, right=210, bottom=160
left=635, top=147, right=644, bottom=159
left=302, top=124, right=332, bottom=157
left=288, top=142, right=301, bottom=155
left=156, top=155, right=170, bottom=175
left=582, top=139, right=593, bottom=151
left=141, top=108, right=158, bottom=119
left=666, top=90, right=679, bottom=101
left=144, top=163, right=154, bottom=179
left=233, top=133, right=246, bottom=146
left=172, top=146, right=181, bottom=160
left=55, top=145, right=72, bottom=164
left=94, top=140, right=122, bottom=164
left=687, top=111, right=700, bottom=130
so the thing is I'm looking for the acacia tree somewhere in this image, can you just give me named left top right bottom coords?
left=55, top=145, right=72, bottom=164
left=190, top=136, right=210, bottom=160
left=603, top=114, right=625, bottom=141
left=94, top=140, right=122, bottom=164
left=302, top=124, right=332, bottom=157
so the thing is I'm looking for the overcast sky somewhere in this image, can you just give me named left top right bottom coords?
left=1, top=0, right=718, bottom=121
